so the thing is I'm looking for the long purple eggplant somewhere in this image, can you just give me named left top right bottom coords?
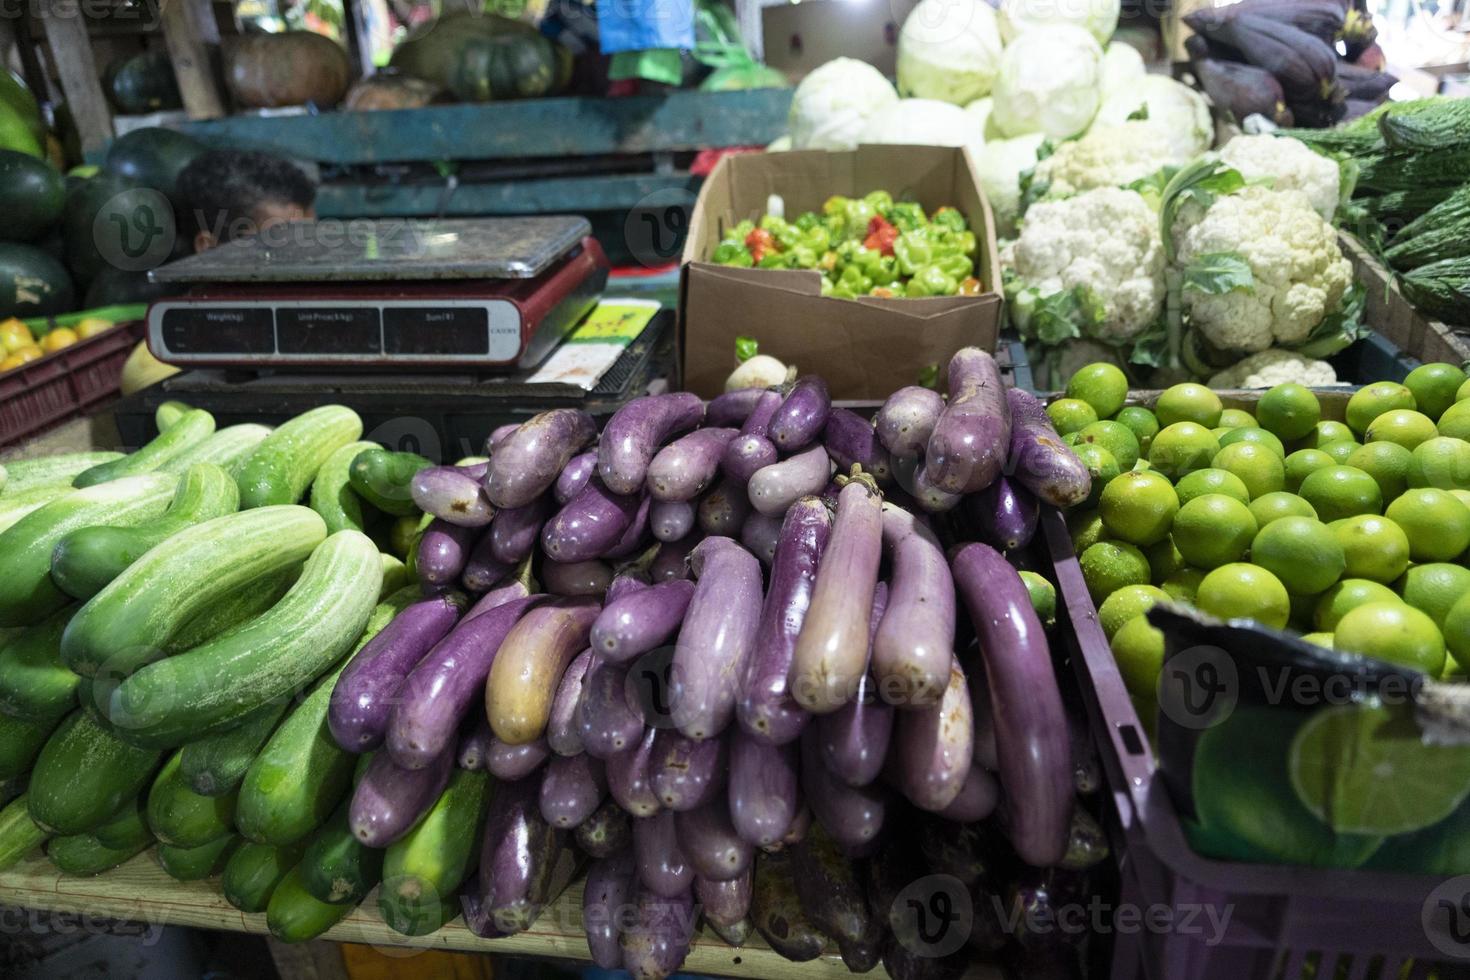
left=487, top=423, right=519, bottom=454
left=769, top=376, right=830, bottom=451
left=647, top=428, right=738, bottom=502
left=939, top=761, right=1000, bottom=822
left=893, top=656, right=974, bottom=812
left=790, top=477, right=882, bottom=713
left=634, top=809, right=692, bottom=897
left=486, top=408, right=598, bottom=509
left=486, top=597, right=601, bottom=746
left=539, top=752, right=607, bottom=829
left=721, top=390, right=782, bottom=484
left=621, top=886, right=696, bottom=980
left=816, top=582, right=890, bottom=786
left=969, top=660, right=999, bottom=772
left=751, top=850, right=828, bottom=962
left=416, top=519, right=477, bottom=590
left=650, top=537, right=699, bottom=582
left=650, top=500, right=695, bottom=543
left=670, top=537, right=762, bottom=740
left=387, top=594, right=543, bottom=769
left=738, top=497, right=829, bottom=744
left=925, top=347, right=1010, bottom=495
left=490, top=496, right=552, bottom=564
left=350, top=746, right=454, bottom=846
left=599, top=393, right=705, bottom=495
left=791, top=822, right=878, bottom=972
left=696, top=477, right=749, bottom=537
left=705, top=388, right=767, bottom=427
left=823, top=408, right=893, bottom=484
left=1005, top=387, right=1092, bottom=508
left=590, top=578, right=695, bottom=664
left=739, top=512, right=781, bottom=566
left=602, top=495, right=652, bottom=560
left=555, top=451, right=597, bottom=505
left=604, top=570, right=649, bottom=607
left=972, top=476, right=1039, bottom=552
left=539, top=559, right=612, bottom=598
left=458, top=714, right=494, bottom=770
left=579, top=659, right=645, bottom=759
left=575, top=797, right=633, bottom=858
left=696, top=869, right=751, bottom=927
left=487, top=735, right=550, bottom=781
left=476, top=774, right=578, bottom=934
left=728, top=731, right=798, bottom=848
left=607, top=726, right=661, bottom=817
left=675, top=795, right=753, bottom=881
left=800, top=726, right=886, bottom=851
left=876, top=385, right=945, bottom=458
left=329, top=592, right=465, bottom=752
left=412, top=466, right=494, bottom=527
left=541, top=478, right=641, bottom=563
left=952, top=542, right=1072, bottom=866
left=747, top=446, right=832, bottom=517
left=464, top=559, right=533, bottom=621
left=462, top=532, right=513, bottom=594
left=649, top=730, right=726, bottom=811
left=583, top=851, right=635, bottom=969
left=547, top=648, right=594, bottom=756
left=873, top=504, right=954, bottom=710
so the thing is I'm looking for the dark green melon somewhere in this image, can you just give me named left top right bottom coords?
left=103, top=127, right=205, bottom=207
left=0, top=242, right=75, bottom=319
left=0, top=150, right=65, bottom=242
left=104, top=51, right=183, bottom=116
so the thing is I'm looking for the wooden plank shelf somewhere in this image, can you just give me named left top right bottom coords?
left=316, top=172, right=700, bottom=218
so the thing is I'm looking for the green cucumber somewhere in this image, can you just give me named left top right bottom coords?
left=300, top=800, right=384, bottom=904
left=159, top=424, right=273, bottom=479
left=310, top=440, right=378, bottom=534
left=61, top=505, right=327, bottom=679
left=179, top=701, right=290, bottom=798
left=52, top=462, right=241, bottom=601
left=0, top=710, right=59, bottom=780
left=0, top=472, right=177, bottom=627
left=155, top=400, right=193, bottom=431
left=27, top=710, right=163, bottom=834
left=388, top=514, right=419, bottom=560
left=91, top=795, right=150, bottom=849
left=49, top=831, right=152, bottom=875
left=106, top=530, right=383, bottom=747
left=379, top=553, right=408, bottom=597
left=237, top=405, right=364, bottom=509
left=0, top=793, right=50, bottom=871
left=0, top=452, right=123, bottom=495
left=379, top=768, right=489, bottom=936
left=223, top=840, right=305, bottom=913
left=0, top=484, right=74, bottom=534
left=0, top=461, right=6, bottom=494
left=157, top=833, right=238, bottom=880
left=267, top=863, right=356, bottom=943
left=147, top=749, right=236, bottom=847
left=0, top=606, right=80, bottom=723
left=166, top=564, right=300, bottom=653
left=73, top=409, right=216, bottom=488
left=348, top=448, right=431, bottom=517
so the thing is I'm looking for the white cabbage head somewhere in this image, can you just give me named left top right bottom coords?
left=788, top=58, right=900, bottom=151
left=897, top=0, right=1005, bottom=106
left=991, top=25, right=1104, bottom=140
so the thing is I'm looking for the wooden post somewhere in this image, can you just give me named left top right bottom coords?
left=36, top=0, right=113, bottom=152
left=160, top=0, right=225, bottom=119
left=342, top=0, right=373, bottom=80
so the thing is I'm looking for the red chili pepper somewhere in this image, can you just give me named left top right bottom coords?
left=745, top=228, right=776, bottom=263
left=863, top=216, right=899, bottom=256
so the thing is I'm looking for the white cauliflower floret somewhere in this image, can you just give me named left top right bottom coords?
left=1219, top=134, right=1341, bottom=222
left=1173, top=185, right=1353, bottom=354
left=1005, top=187, right=1166, bottom=339
left=1209, top=349, right=1339, bottom=388
left=1033, top=122, right=1180, bottom=197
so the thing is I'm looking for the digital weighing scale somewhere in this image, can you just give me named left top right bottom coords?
left=145, top=216, right=609, bottom=371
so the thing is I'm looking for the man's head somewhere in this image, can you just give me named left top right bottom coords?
left=177, top=149, right=317, bottom=253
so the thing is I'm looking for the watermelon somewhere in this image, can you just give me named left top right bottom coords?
left=104, top=50, right=184, bottom=115
left=0, top=243, right=75, bottom=319
left=104, top=127, right=206, bottom=206
left=0, top=151, right=65, bottom=242
left=63, top=173, right=177, bottom=288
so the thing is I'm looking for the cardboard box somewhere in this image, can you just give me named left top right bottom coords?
left=678, top=145, right=1003, bottom=400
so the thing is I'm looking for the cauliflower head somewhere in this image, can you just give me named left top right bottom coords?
left=1005, top=186, right=1166, bottom=340
left=1094, top=75, right=1212, bottom=162
left=1173, top=185, right=1353, bottom=354
left=1218, top=134, right=1341, bottom=222
left=1033, top=122, right=1181, bottom=197
left=1209, top=349, right=1338, bottom=388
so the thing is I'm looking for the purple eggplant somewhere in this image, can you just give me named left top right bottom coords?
left=696, top=869, right=751, bottom=928
left=539, top=752, right=608, bottom=829
left=747, top=445, right=832, bottom=517
left=938, top=761, right=1000, bottom=822
left=490, top=496, right=552, bottom=564
left=1006, top=387, right=1092, bottom=508
left=329, top=592, right=465, bottom=752
left=541, top=478, right=641, bottom=563
left=823, top=408, right=893, bottom=484
left=411, top=466, right=495, bottom=527
left=583, top=851, right=636, bottom=969
left=896, top=455, right=965, bottom=513
left=387, top=594, right=543, bottom=769
left=696, top=477, right=750, bottom=537
left=893, top=656, right=974, bottom=812
left=486, top=597, right=601, bottom=746
left=649, top=730, right=726, bottom=811
left=603, top=571, right=649, bottom=607
left=621, top=886, right=696, bottom=980
left=634, top=810, right=693, bottom=897
left=751, top=850, right=828, bottom=962
left=800, top=726, right=886, bottom=851
left=650, top=537, right=699, bottom=582
left=721, top=391, right=782, bottom=484
left=670, top=537, right=763, bottom=740
left=599, top=393, right=705, bottom=495
left=487, top=423, right=519, bottom=454
left=791, top=822, right=878, bottom=972
left=676, top=796, right=753, bottom=882
left=486, top=408, right=598, bottom=509
left=590, top=578, right=695, bottom=664
left=462, top=532, right=513, bottom=593
left=540, top=558, right=612, bottom=598
left=737, top=497, right=829, bottom=745
left=650, top=500, right=695, bottom=543
left=547, top=648, right=594, bottom=756
left=873, top=504, right=954, bottom=710
left=555, top=451, right=597, bottom=505
left=603, top=495, right=652, bottom=560
left=607, top=726, right=661, bottom=817
left=925, top=347, right=1010, bottom=495
left=458, top=714, right=494, bottom=770
left=728, top=731, right=799, bottom=848
left=477, top=775, right=578, bottom=934
left=972, top=476, right=1039, bottom=552
left=464, top=563, right=533, bottom=621
left=739, top=512, right=781, bottom=566
left=647, top=428, right=738, bottom=502
left=952, top=542, right=1072, bottom=867
left=769, top=376, right=830, bottom=451
left=970, top=665, right=998, bottom=772
left=579, top=659, right=645, bottom=759
left=350, top=746, right=455, bottom=846
left=705, top=388, right=768, bottom=427
left=576, top=797, right=634, bottom=858
left=416, top=519, right=477, bottom=590
left=816, top=581, right=890, bottom=787
left=485, top=735, right=550, bottom=780
left=709, top=916, right=752, bottom=948
left=876, top=385, right=945, bottom=458
left=780, top=804, right=813, bottom=850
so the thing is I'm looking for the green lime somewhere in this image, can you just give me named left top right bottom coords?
left=1445, top=592, right=1470, bottom=671
left=1075, top=420, right=1140, bottom=472
left=1079, top=540, right=1151, bottom=604
left=1161, top=566, right=1206, bottom=604
left=1321, top=440, right=1362, bottom=465
left=1218, top=426, right=1286, bottom=458
left=1346, top=381, right=1417, bottom=435
left=1173, top=494, right=1258, bottom=569
left=1365, top=408, right=1438, bottom=451
left=1211, top=426, right=1232, bottom=443
left=1063, top=431, right=1082, bottom=447
left=1301, top=631, right=1334, bottom=649
left=1305, top=420, right=1356, bottom=450
left=1407, top=362, right=1468, bottom=421
left=1334, top=601, right=1446, bottom=674
left=1251, top=516, right=1345, bottom=595
left=1046, top=398, right=1098, bottom=436
left=1175, top=468, right=1251, bottom=506
left=1290, top=701, right=1470, bottom=836
left=1098, top=584, right=1169, bottom=640
left=1439, top=399, right=1470, bottom=441
left=1148, top=422, right=1221, bottom=481
left=1284, top=449, right=1335, bottom=493
left=1066, top=362, right=1129, bottom=419
left=1455, top=489, right=1470, bottom=511
left=1196, top=562, right=1291, bottom=628
left=1145, top=538, right=1185, bottom=584
left=1459, top=377, right=1470, bottom=403
left=1397, top=562, right=1470, bottom=628
left=1099, top=470, right=1179, bottom=546
left=1249, top=491, right=1317, bottom=527
left=1155, top=383, right=1224, bottom=429
left=1212, top=441, right=1286, bottom=500
left=1315, top=579, right=1401, bottom=631
left=1385, top=488, right=1470, bottom=561
left=1299, top=465, right=1383, bottom=522
left=1018, top=570, right=1057, bottom=626
left=1219, top=408, right=1257, bottom=429
left=1114, top=405, right=1160, bottom=455
left=1406, top=436, right=1470, bottom=490
left=1067, top=508, right=1110, bottom=553
left=1258, top=383, right=1322, bottom=441
left=1073, top=443, right=1120, bottom=508
left=1331, top=514, right=1410, bottom=585
left=1346, top=441, right=1413, bottom=503
left=1111, top=615, right=1165, bottom=702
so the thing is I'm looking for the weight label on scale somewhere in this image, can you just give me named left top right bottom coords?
left=160, top=307, right=275, bottom=354
left=278, top=308, right=381, bottom=355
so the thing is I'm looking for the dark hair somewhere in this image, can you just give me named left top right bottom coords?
left=177, top=149, right=316, bottom=244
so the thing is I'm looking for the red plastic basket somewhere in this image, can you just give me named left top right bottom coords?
left=0, top=321, right=144, bottom=449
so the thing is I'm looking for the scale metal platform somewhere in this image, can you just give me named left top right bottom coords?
left=145, top=216, right=609, bottom=371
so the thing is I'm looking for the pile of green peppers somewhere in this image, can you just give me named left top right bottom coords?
left=709, top=190, right=983, bottom=299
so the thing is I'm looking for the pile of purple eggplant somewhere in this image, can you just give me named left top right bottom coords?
left=331, top=347, right=1109, bottom=979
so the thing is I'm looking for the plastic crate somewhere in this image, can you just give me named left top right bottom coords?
left=0, top=321, right=144, bottom=449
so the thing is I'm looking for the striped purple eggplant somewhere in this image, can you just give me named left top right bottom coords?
left=670, top=537, right=762, bottom=740
left=599, top=393, right=705, bottom=495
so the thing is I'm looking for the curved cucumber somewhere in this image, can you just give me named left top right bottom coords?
left=147, top=750, right=237, bottom=847
left=379, top=767, right=489, bottom=935
left=27, top=711, right=163, bottom=835
left=0, top=606, right=80, bottom=724
left=49, top=831, right=152, bottom=876
left=179, top=701, right=290, bottom=798
left=73, top=410, right=216, bottom=488
left=237, top=406, right=363, bottom=509
left=0, top=710, right=61, bottom=781
left=0, top=484, right=74, bottom=534
left=300, top=799, right=384, bottom=904
left=349, top=449, right=431, bottom=517
left=155, top=401, right=193, bottom=432
left=166, top=564, right=300, bottom=654
left=223, top=840, right=306, bottom=913
left=267, top=864, right=356, bottom=943
left=1, top=452, right=122, bottom=495
left=160, top=424, right=274, bottom=479
left=157, top=834, right=239, bottom=880
left=0, top=793, right=49, bottom=871
left=91, top=796, right=150, bottom=850
left=310, top=441, right=378, bottom=534
left=52, top=463, right=241, bottom=601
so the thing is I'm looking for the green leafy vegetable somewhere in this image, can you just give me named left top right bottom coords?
left=1293, top=282, right=1370, bottom=359
left=1182, top=252, right=1255, bottom=296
